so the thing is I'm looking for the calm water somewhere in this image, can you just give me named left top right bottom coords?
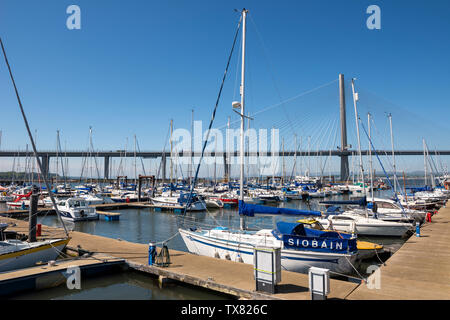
left=1, top=178, right=428, bottom=299
left=10, top=270, right=232, bottom=300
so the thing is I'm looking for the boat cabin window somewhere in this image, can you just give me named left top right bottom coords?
left=309, top=221, right=324, bottom=230
left=377, top=202, right=397, bottom=209
left=58, top=201, right=66, bottom=206
left=69, top=200, right=86, bottom=207
left=332, top=216, right=354, bottom=221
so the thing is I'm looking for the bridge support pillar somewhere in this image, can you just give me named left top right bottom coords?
left=162, top=154, right=166, bottom=182
left=223, top=152, right=229, bottom=182
left=104, top=156, right=110, bottom=180
left=41, top=155, right=50, bottom=180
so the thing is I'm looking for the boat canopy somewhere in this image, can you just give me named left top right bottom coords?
left=408, top=186, right=432, bottom=193
left=273, top=221, right=357, bottom=253
left=320, top=196, right=367, bottom=207
left=239, top=200, right=321, bottom=217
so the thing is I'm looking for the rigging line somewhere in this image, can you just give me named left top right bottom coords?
left=359, top=120, right=409, bottom=216
left=135, top=137, right=147, bottom=176
left=248, top=12, right=295, bottom=137
left=182, top=13, right=243, bottom=216
left=0, top=37, right=68, bottom=237
left=320, top=116, right=339, bottom=174
left=370, top=116, right=404, bottom=193
left=216, top=79, right=339, bottom=130
left=155, top=123, right=171, bottom=181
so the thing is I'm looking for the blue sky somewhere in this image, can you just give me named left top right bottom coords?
left=0, top=0, right=449, bottom=176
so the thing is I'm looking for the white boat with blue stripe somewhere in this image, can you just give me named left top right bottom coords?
left=180, top=214, right=358, bottom=274
left=56, top=198, right=99, bottom=222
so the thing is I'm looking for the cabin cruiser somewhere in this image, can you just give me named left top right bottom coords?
left=0, top=223, right=70, bottom=272
left=317, top=209, right=414, bottom=237
left=151, top=192, right=206, bottom=211
left=56, top=198, right=99, bottom=221
left=368, top=197, right=426, bottom=224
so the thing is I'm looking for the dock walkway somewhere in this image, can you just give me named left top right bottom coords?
left=0, top=216, right=358, bottom=300
left=346, top=204, right=450, bottom=299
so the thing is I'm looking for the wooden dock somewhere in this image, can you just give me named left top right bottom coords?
left=346, top=203, right=450, bottom=300
left=0, top=216, right=358, bottom=300
left=0, top=254, right=125, bottom=297
left=97, top=211, right=121, bottom=221
left=1, top=200, right=449, bottom=300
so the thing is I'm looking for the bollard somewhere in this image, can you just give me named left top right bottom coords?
left=148, top=242, right=156, bottom=265
left=36, top=224, right=42, bottom=237
left=415, top=222, right=420, bottom=237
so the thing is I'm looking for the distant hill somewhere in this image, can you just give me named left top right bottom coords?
left=0, top=171, right=60, bottom=180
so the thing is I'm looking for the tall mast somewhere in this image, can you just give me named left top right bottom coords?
left=423, top=138, right=427, bottom=186
left=388, top=113, right=397, bottom=194
left=227, top=116, right=231, bottom=181
left=294, top=134, right=297, bottom=179
left=134, top=134, right=137, bottom=185
left=170, top=119, right=173, bottom=184
left=351, top=78, right=365, bottom=192
left=368, top=113, right=374, bottom=201
left=239, top=8, right=248, bottom=230
left=282, top=137, right=285, bottom=185
left=190, top=109, right=194, bottom=185
left=307, top=136, right=311, bottom=177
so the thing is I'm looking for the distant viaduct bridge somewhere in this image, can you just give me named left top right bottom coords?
left=0, top=149, right=447, bottom=181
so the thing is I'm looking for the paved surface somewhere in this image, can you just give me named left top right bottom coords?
left=347, top=202, right=450, bottom=299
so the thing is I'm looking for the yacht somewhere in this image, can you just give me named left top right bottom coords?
left=56, top=198, right=99, bottom=221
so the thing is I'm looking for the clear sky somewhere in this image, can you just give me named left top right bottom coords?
left=0, top=0, right=449, bottom=177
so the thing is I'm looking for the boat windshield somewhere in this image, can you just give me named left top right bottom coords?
left=69, top=200, right=86, bottom=207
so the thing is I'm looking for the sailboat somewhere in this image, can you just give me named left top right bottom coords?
left=0, top=37, right=71, bottom=272
left=179, top=9, right=359, bottom=275
left=0, top=223, right=70, bottom=273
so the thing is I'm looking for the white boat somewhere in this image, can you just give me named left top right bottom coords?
left=180, top=223, right=358, bottom=275
left=203, top=197, right=224, bottom=209
left=0, top=224, right=70, bottom=273
left=369, top=197, right=426, bottom=223
left=317, top=211, right=414, bottom=237
left=79, top=193, right=106, bottom=206
left=151, top=192, right=206, bottom=211
left=56, top=198, right=99, bottom=221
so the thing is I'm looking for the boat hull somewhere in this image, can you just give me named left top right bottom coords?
left=0, top=238, right=70, bottom=273
left=179, top=228, right=358, bottom=275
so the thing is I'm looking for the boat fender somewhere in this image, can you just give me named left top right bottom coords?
left=80, top=210, right=85, bottom=217
left=214, top=251, right=220, bottom=259
left=225, top=253, right=231, bottom=260
left=126, top=197, right=130, bottom=203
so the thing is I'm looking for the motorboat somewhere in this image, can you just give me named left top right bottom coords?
left=56, top=198, right=99, bottom=221
left=151, top=192, right=206, bottom=211
left=317, top=210, right=414, bottom=237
